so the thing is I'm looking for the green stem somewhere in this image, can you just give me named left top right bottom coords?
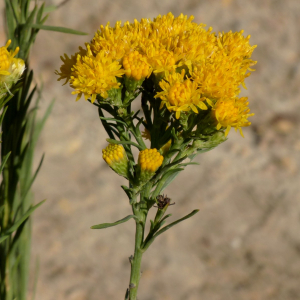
left=129, top=187, right=151, bottom=300
left=129, top=219, right=144, bottom=300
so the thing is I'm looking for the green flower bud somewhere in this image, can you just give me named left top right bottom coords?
left=135, top=148, right=164, bottom=186
left=102, top=144, right=129, bottom=178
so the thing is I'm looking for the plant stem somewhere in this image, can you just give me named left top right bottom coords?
left=129, top=193, right=149, bottom=300
left=129, top=219, right=144, bottom=300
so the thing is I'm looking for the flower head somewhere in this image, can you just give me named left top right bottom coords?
left=212, top=97, right=254, bottom=137
left=155, top=70, right=207, bottom=119
left=69, top=45, right=124, bottom=102
left=0, top=40, right=25, bottom=99
left=123, top=51, right=151, bottom=81
left=138, top=148, right=164, bottom=173
left=55, top=46, right=86, bottom=85
left=192, top=30, right=257, bottom=101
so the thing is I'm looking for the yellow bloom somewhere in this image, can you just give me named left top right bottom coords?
left=145, top=47, right=178, bottom=76
left=102, top=144, right=129, bottom=178
left=155, top=70, right=207, bottom=119
left=55, top=46, right=86, bottom=85
left=123, top=51, right=151, bottom=81
left=192, top=30, right=257, bottom=101
left=217, top=30, right=256, bottom=60
left=57, top=13, right=256, bottom=113
left=175, top=25, right=217, bottom=73
left=90, top=18, right=152, bottom=60
left=212, top=97, right=254, bottom=137
left=0, top=40, right=25, bottom=99
left=138, top=148, right=164, bottom=172
left=70, top=45, right=124, bottom=102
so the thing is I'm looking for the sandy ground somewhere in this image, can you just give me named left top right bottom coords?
left=1, top=0, right=300, bottom=299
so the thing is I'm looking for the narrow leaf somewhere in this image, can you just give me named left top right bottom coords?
left=142, top=210, right=199, bottom=251
left=152, top=168, right=184, bottom=198
left=91, top=215, right=139, bottom=229
left=106, top=138, right=143, bottom=150
left=154, top=210, right=199, bottom=238
left=20, top=154, right=45, bottom=203
left=43, top=5, right=57, bottom=13
left=99, top=116, right=127, bottom=126
left=0, top=200, right=46, bottom=242
left=178, top=162, right=199, bottom=167
left=121, top=185, right=133, bottom=199
left=0, top=152, right=11, bottom=173
left=30, top=24, right=87, bottom=35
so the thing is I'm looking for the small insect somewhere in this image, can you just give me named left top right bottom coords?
left=155, top=194, right=175, bottom=209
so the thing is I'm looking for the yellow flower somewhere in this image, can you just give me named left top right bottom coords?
left=57, top=13, right=256, bottom=112
left=155, top=70, right=207, bottom=119
left=90, top=18, right=152, bottom=60
left=217, top=30, right=257, bottom=60
left=102, top=143, right=129, bottom=178
left=192, top=30, right=257, bottom=101
left=55, top=46, right=86, bottom=85
left=212, top=97, right=254, bottom=137
left=0, top=40, right=25, bottom=99
left=138, top=148, right=164, bottom=172
left=70, top=45, right=124, bottom=102
left=123, top=51, right=151, bottom=81
left=175, top=25, right=217, bottom=73
left=146, top=47, right=178, bottom=76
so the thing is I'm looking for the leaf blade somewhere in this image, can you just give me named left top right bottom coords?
left=30, top=24, right=87, bottom=35
left=91, top=215, right=139, bottom=229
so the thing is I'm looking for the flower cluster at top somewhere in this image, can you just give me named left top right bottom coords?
left=0, top=40, right=25, bottom=100
left=56, top=13, right=256, bottom=136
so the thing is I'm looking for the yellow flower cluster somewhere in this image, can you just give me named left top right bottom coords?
left=56, top=13, right=256, bottom=135
left=0, top=40, right=25, bottom=99
left=102, top=143, right=125, bottom=166
left=138, top=148, right=164, bottom=172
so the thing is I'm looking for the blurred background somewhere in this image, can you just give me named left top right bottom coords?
left=1, top=0, right=300, bottom=299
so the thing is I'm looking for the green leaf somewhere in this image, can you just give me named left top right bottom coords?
left=0, top=200, right=46, bottom=243
left=0, top=152, right=11, bottom=173
left=31, top=257, right=40, bottom=300
left=98, top=107, right=115, bottom=140
left=36, top=2, right=45, bottom=23
left=121, top=185, right=133, bottom=199
left=43, top=5, right=57, bottom=13
left=106, top=138, right=144, bottom=150
left=152, top=168, right=184, bottom=198
left=99, top=116, right=127, bottom=126
left=30, top=24, right=87, bottom=35
left=178, top=162, right=199, bottom=167
left=91, top=215, right=139, bottom=229
left=142, top=209, right=199, bottom=251
left=20, top=154, right=44, bottom=203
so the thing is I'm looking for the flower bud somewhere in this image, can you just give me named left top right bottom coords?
left=0, top=40, right=25, bottom=100
left=123, top=51, right=151, bottom=96
left=136, top=148, right=164, bottom=185
left=102, top=144, right=129, bottom=178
